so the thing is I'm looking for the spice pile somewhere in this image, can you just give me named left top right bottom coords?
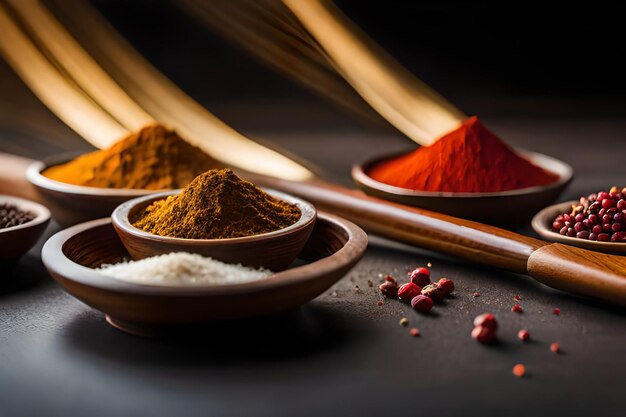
left=44, top=124, right=222, bottom=189
left=100, top=252, right=271, bottom=286
left=379, top=266, right=455, bottom=314
left=368, top=116, right=558, bottom=192
left=0, top=203, right=36, bottom=229
left=131, top=169, right=301, bottom=239
left=552, top=186, right=626, bottom=242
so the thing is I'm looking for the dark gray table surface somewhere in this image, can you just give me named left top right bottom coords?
left=1, top=38, right=626, bottom=417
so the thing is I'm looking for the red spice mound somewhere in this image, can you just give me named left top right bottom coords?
left=368, top=116, right=559, bottom=192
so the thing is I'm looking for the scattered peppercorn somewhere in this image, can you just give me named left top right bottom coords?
left=384, top=275, right=397, bottom=285
left=377, top=301, right=384, bottom=306
left=550, top=342, right=561, bottom=353
left=473, top=313, right=498, bottom=331
left=379, top=281, right=399, bottom=298
left=367, top=280, right=373, bottom=287
left=421, top=283, right=444, bottom=302
left=553, top=308, right=560, bottom=316
left=511, top=304, right=523, bottom=313
left=471, top=325, right=496, bottom=344
left=427, top=262, right=433, bottom=267
left=0, top=203, right=36, bottom=229
left=437, top=278, right=455, bottom=296
left=472, top=292, right=480, bottom=297
left=409, top=327, right=420, bottom=337
left=512, top=364, right=526, bottom=377
left=518, top=329, right=530, bottom=341
left=411, top=294, right=434, bottom=313
left=399, top=317, right=409, bottom=326
left=514, top=294, right=522, bottom=301
left=398, top=282, right=422, bottom=302
left=408, top=267, right=431, bottom=287
left=551, top=186, right=626, bottom=242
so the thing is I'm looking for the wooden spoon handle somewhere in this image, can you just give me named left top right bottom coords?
left=251, top=175, right=546, bottom=274
left=528, top=243, right=626, bottom=305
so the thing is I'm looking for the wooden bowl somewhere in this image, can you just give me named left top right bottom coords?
left=41, top=213, right=368, bottom=336
left=0, top=195, right=50, bottom=265
left=111, top=190, right=317, bottom=271
left=352, top=149, right=573, bottom=225
left=26, top=154, right=155, bottom=227
left=532, top=200, right=626, bottom=255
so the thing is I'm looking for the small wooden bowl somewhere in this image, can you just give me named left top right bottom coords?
left=0, top=195, right=50, bottom=265
left=26, top=154, right=155, bottom=227
left=353, top=149, right=573, bottom=225
left=111, top=190, right=317, bottom=271
left=41, top=213, right=368, bottom=336
left=532, top=201, right=626, bottom=255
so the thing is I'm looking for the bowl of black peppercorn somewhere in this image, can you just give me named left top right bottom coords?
left=0, top=195, right=51, bottom=267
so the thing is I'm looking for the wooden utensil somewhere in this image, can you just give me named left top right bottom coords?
left=111, top=190, right=317, bottom=271
left=41, top=214, right=367, bottom=336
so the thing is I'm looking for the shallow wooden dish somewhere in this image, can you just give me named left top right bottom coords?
left=0, top=195, right=51, bottom=265
left=352, top=149, right=573, bottom=225
left=532, top=200, right=626, bottom=255
left=26, top=154, right=155, bottom=227
left=41, top=213, right=367, bottom=336
left=111, top=190, right=317, bottom=271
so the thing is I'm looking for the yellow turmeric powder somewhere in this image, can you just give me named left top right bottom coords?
left=44, top=124, right=222, bottom=189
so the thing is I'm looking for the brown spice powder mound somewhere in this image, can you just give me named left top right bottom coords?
left=43, top=124, right=222, bottom=189
left=131, top=169, right=301, bottom=239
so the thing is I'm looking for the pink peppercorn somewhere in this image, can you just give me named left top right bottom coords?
left=513, top=364, right=526, bottom=377
left=384, top=275, right=397, bottom=285
left=379, top=281, right=398, bottom=298
left=514, top=294, right=522, bottom=301
left=437, top=278, right=455, bottom=296
left=471, top=325, right=496, bottom=344
left=408, top=267, right=431, bottom=287
left=409, top=328, right=420, bottom=337
left=421, top=283, right=444, bottom=302
left=398, top=282, right=421, bottom=302
left=473, top=313, right=498, bottom=331
left=411, top=294, right=434, bottom=313
left=511, top=304, right=523, bottom=313
left=550, top=342, right=561, bottom=353
left=518, top=329, right=530, bottom=341
left=553, top=308, right=560, bottom=316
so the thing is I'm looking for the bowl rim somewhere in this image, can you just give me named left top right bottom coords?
left=26, top=154, right=162, bottom=197
left=111, top=189, right=317, bottom=244
left=352, top=148, right=574, bottom=198
left=41, top=213, right=367, bottom=296
left=531, top=200, right=626, bottom=250
left=0, top=194, right=51, bottom=234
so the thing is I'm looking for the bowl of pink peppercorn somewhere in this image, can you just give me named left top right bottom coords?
left=532, top=186, right=626, bottom=255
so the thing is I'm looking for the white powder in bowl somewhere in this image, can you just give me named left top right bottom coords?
left=99, top=252, right=272, bottom=286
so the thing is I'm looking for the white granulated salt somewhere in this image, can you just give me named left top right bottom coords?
left=99, top=252, right=272, bottom=286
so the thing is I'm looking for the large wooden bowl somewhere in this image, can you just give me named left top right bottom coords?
left=111, top=190, right=317, bottom=271
left=26, top=154, right=155, bottom=227
left=41, top=213, right=368, bottom=336
left=0, top=195, right=50, bottom=266
left=353, top=149, right=573, bottom=225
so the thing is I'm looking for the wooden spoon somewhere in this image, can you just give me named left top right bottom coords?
left=1, top=152, right=624, bottom=306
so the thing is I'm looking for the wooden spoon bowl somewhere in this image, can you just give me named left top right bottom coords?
left=26, top=154, right=155, bottom=227
left=0, top=195, right=50, bottom=266
left=111, top=190, right=317, bottom=271
left=41, top=213, right=367, bottom=336
left=352, top=149, right=573, bottom=225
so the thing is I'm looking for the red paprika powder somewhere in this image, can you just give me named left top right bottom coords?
left=368, top=116, right=558, bottom=193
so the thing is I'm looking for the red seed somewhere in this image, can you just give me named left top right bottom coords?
left=553, top=308, right=561, bottom=316
left=437, top=278, right=455, bottom=296
left=421, top=283, right=444, bottom=302
left=377, top=301, right=383, bottom=306
left=472, top=292, right=480, bottom=297
left=471, top=325, right=496, bottom=344
left=408, top=267, right=431, bottom=287
left=518, top=329, right=530, bottom=341
left=409, top=327, right=420, bottom=337
left=473, top=313, right=498, bottom=331
left=511, top=304, right=523, bottom=313
left=550, top=342, right=561, bottom=353
left=398, top=282, right=422, bottom=302
left=514, top=294, right=522, bottom=301
left=411, top=294, right=434, bottom=313
left=513, top=364, right=526, bottom=377
left=379, top=281, right=398, bottom=298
